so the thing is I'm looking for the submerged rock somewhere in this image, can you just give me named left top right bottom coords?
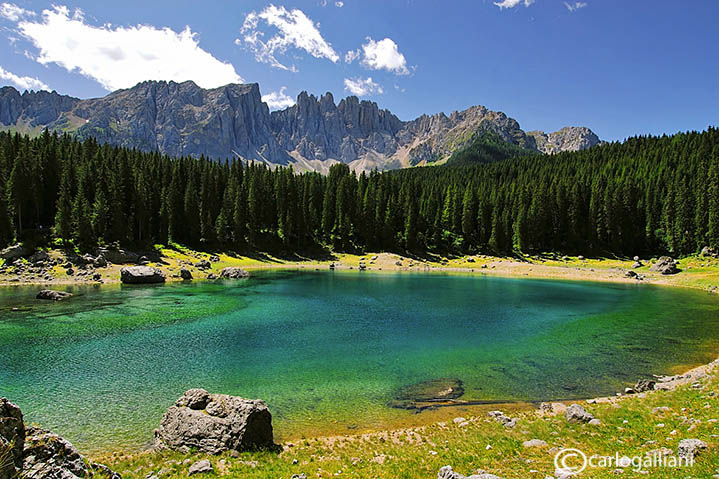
left=219, top=267, right=250, bottom=279
left=154, top=388, right=274, bottom=454
left=120, top=266, right=166, bottom=284
left=390, top=378, right=464, bottom=410
left=36, top=290, right=73, bottom=301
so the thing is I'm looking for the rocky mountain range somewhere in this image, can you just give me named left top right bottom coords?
left=0, top=81, right=601, bottom=172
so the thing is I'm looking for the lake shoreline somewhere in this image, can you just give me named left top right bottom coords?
left=2, top=249, right=719, bottom=294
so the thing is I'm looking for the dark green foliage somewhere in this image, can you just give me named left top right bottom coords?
left=447, top=131, right=535, bottom=166
left=0, top=127, right=718, bottom=257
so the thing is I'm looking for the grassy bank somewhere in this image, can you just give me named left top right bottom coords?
left=96, top=364, right=719, bottom=479
left=4, top=246, right=719, bottom=294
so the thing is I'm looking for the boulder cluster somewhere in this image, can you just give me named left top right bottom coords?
left=0, top=398, right=120, bottom=479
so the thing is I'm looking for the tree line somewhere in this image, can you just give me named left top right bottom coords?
left=1, top=127, right=718, bottom=257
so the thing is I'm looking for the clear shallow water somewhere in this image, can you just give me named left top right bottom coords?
left=1, top=271, right=718, bottom=452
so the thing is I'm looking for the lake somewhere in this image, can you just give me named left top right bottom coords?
left=1, top=271, right=717, bottom=453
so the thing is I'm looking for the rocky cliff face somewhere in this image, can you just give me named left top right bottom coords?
left=0, top=81, right=601, bottom=172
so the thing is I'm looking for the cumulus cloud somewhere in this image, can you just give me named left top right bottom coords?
left=360, top=37, right=409, bottom=75
left=564, top=2, right=588, bottom=12
left=0, top=65, right=48, bottom=90
left=335, top=1, right=344, bottom=7
left=14, top=5, right=243, bottom=91
left=344, top=48, right=360, bottom=64
left=0, top=2, right=34, bottom=21
left=262, top=86, right=296, bottom=110
left=343, top=76, right=382, bottom=96
left=494, top=0, right=535, bottom=9
left=239, top=4, right=339, bottom=71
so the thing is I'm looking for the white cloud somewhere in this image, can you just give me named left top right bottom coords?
left=360, top=37, right=409, bottom=75
left=344, top=48, right=360, bottom=64
left=262, top=86, right=295, bottom=110
left=0, top=65, right=48, bottom=90
left=335, top=1, right=344, bottom=7
left=494, top=0, right=535, bottom=9
left=239, top=4, right=339, bottom=71
left=15, top=5, right=243, bottom=91
left=0, top=2, right=34, bottom=21
left=343, top=76, right=382, bottom=96
left=564, top=2, right=588, bottom=12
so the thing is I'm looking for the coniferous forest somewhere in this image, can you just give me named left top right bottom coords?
left=1, top=127, right=718, bottom=257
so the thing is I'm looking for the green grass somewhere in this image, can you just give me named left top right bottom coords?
left=97, top=373, right=719, bottom=479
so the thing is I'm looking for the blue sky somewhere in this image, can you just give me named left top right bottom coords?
left=0, top=0, right=717, bottom=142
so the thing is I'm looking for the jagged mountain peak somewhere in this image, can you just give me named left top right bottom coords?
left=0, top=81, right=601, bottom=172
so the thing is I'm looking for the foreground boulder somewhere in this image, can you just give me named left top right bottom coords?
left=154, top=388, right=274, bottom=454
left=1, top=398, right=119, bottom=479
left=180, top=268, right=193, bottom=280
left=120, top=266, right=166, bottom=284
left=0, top=398, right=25, bottom=479
left=36, top=290, right=73, bottom=301
left=650, top=256, right=679, bottom=275
left=23, top=427, right=120, bottom=479
left=219, top=267, right=250, bottom=279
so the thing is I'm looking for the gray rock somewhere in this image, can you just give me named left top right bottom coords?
left=565, top=404, right=595, bottom=423
left=437, top=465, right=502, bottom=479
left=634, top=379, right=656, bottom=392
left=219, top=267, right=250, bottom=279
left=180, top=268, right=193, bottom=280
left=209, top=255, right=220, bottom=263
left=677, top=439, right=707, bottom=460
left=137, top=256, right=149, bottom=265
left=22, top=426, right=121, bottom=479
left=487, top=410, right=517, bottom=428
left=523, top=439, right=547, bottom=448
left=650, top=256, right=679, bottom=275
left=632, top=261, right=643, bottom=269
left=93, top=255, right=108, bottom=268
left=188, top=460, right=212, bottom=476
left=28, top=251, right=50, bottom=264
left=625, top=270, right=638, bottom=278
left=195, top=260, right=211, bottom=270
left=701, top=246, right=717, bottom=258
left=0, top=398, right=25, bottom=479
left=527, top=126, right=601, bottom=155
left=154, top=389, right=274, bottom=454
left=1, top=244, right=30, bottom=261
left=97, top=248, right=139, bottom=264
left=36, top=290, right=73, bottom=301
left=176, top=388, right=211, bottom=410
left=120, top=266, right=165, bottom=284
left=291, top=475, right=307, bottom=479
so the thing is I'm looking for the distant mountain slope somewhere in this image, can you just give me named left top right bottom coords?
left=0, top=81, right=601, bottom=172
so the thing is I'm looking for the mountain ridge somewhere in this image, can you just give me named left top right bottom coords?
left=0, top=81, right=601, bottom=172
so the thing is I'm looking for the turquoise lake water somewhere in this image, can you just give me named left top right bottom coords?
left=1, top=271, right=718, bottom=452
